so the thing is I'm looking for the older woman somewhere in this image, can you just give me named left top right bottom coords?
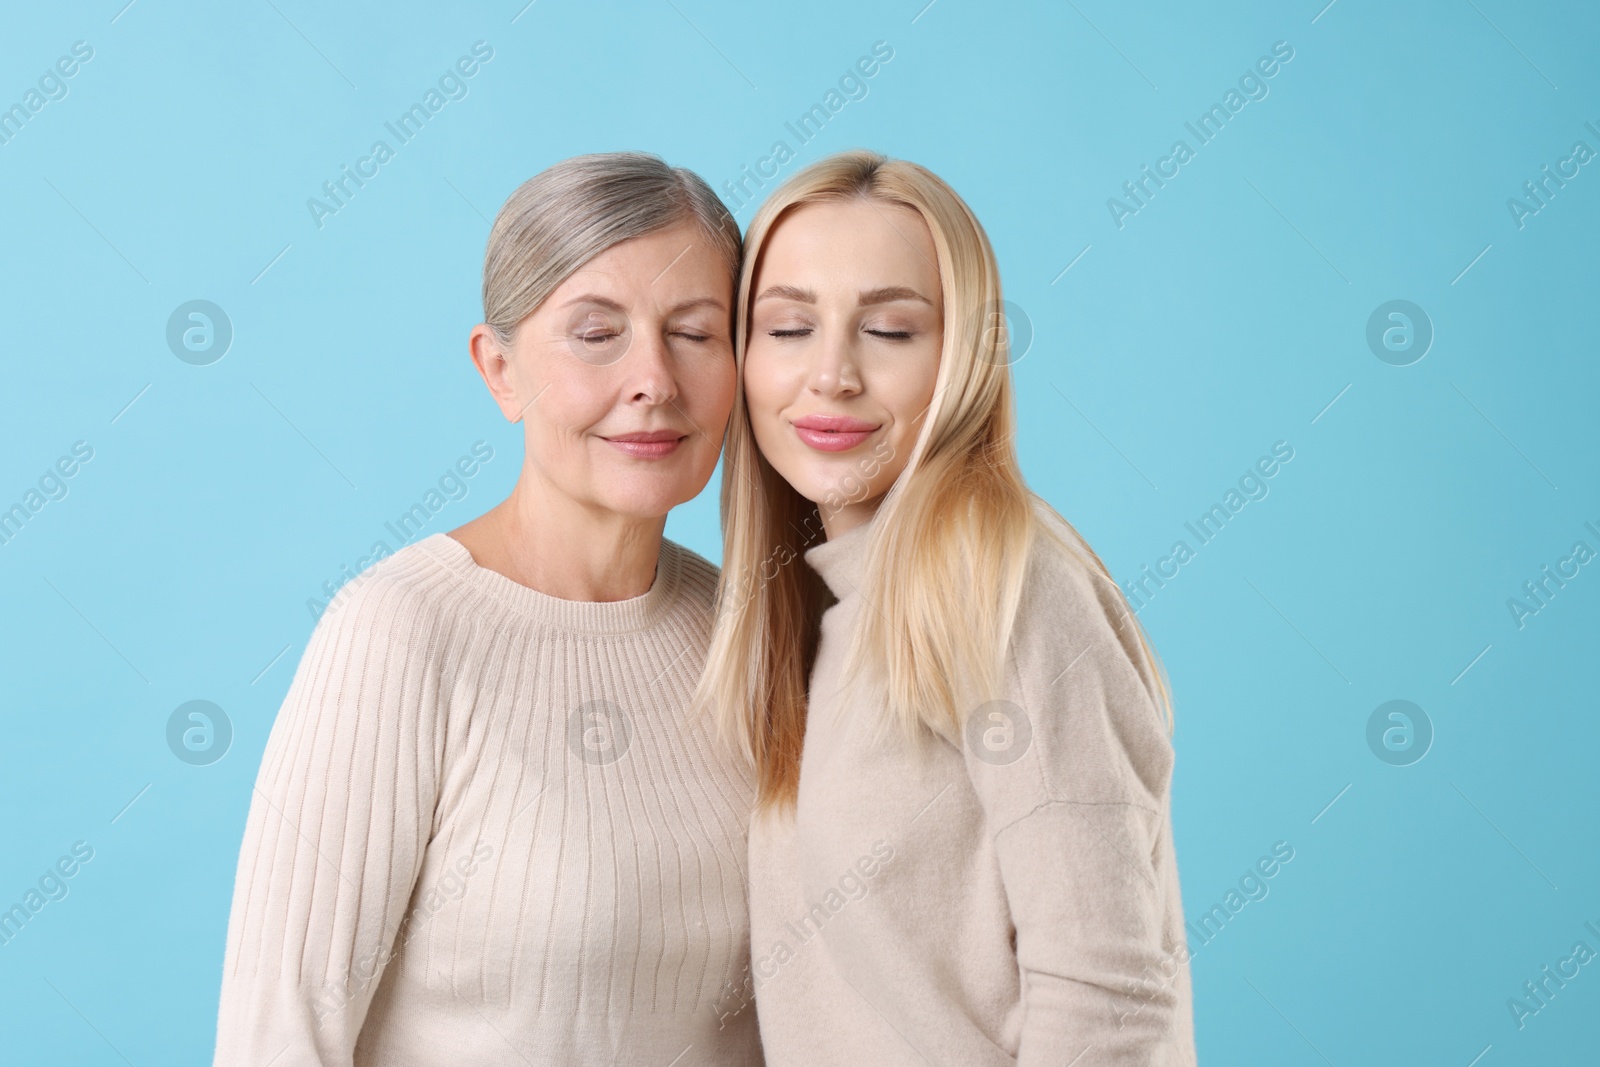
left=213, top=153, right=763, bottom=1065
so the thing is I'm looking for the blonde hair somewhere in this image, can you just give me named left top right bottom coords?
left=691, top=149, right=1175, bottom=811
left=482, top=151, right=740, bottom=345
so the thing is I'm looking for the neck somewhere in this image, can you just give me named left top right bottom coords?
left=818, top=494, right=884, bottom=541
left=454, top=460, right=666, bottom=603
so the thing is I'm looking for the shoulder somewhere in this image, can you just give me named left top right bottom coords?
left=662, top=536, right=721, bottom=611
left=1015, top=502, right=1146, bottom=680
left=999, top=500, right=1172, bottom=807
left=260, top=540, right=475, bottom=755
left=305, top=535, right=475, bottom=665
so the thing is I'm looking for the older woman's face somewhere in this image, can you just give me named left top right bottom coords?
left=742, top=200, right=943, bottom=536
left=481, top=222, right=736, bottom=521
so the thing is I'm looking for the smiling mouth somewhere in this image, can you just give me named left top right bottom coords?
left=791, top=419, right=879, bottom=453
left=603, top=432, right=687, bottom=458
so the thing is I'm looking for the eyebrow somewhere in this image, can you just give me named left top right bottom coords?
left=753, top=284, right=815, bottom=305
left=753, top=284, right=933, bottom=307
left=558, top=294, right=728, bottom=314
left=668, top=297, right=729, bottom=314
left=858, top=286, right=933, bottom=307
left=560, top=293, right=626, bottom=312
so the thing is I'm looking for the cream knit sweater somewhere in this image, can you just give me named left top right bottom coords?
left=745, top=502, right=1196, bottom=1066
left=213, top=533, right=763, bottom=1066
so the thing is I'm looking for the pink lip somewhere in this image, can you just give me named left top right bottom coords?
left=603, top=429, right=686, bottom=458
left=791, top=414, right=880, bottom=453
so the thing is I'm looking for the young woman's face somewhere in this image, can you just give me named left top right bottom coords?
left=476, top=222, right=736, bottom=521
left=743, top=199, right=943, bottom=537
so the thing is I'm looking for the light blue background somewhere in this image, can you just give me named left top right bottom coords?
left=2, top=0, right=1596, bottom=1062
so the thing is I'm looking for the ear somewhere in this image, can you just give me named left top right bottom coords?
left=469, top=323, right=527, bottom=423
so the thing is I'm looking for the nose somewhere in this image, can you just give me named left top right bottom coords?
left=806, top=322, right=861, bottom=397
left=625, top=327, right=678, bottom=406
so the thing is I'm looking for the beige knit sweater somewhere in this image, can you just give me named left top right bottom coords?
left=745, top=501, right=1196, bottom=1066
left=213, top=532, right=763, bottom=1066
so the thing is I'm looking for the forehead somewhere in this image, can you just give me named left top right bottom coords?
left=554, top=221, right=733, bottom=304
left=755, top=199, right=940, bottom=296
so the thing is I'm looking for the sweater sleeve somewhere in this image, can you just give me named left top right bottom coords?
left=213, top=571, right=447, bottom=1066
left=962, top=530, right=1193, bottom=1067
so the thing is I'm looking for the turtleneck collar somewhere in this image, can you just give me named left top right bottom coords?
left=801, top=509, right=877, bottom=601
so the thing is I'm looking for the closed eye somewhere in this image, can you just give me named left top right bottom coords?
left=768, top=328, right=811, bottom=339
left=672, top=331, right=711, bottom=342
left=866, top=329, right=912, bottom=340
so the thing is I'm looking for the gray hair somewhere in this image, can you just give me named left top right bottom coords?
left=482, top=152, right=741, bottom=347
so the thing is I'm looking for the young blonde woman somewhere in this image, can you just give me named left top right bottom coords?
left=694, top=151, right=1196, bottom=1065
left=213, top=153, right=763, bottom=1065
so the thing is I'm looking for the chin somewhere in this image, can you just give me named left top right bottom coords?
left=600, top=494, right=680, bottom=522
left=606, top=475, right=700, bottom=519
left=796, top=458, right=859, bottom=498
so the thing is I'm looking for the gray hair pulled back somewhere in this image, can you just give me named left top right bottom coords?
left=482, top=152, right=741, bottom=347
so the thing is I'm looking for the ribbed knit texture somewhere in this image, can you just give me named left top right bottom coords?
left=213, top=533, right=763, bottom=1066
left=746, top=501, right=1196, bottom=1066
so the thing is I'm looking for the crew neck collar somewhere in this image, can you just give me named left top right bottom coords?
left=418, top=532, right=680, bottom=635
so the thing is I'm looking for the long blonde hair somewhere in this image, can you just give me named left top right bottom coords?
left=692, top=149, right=1174, bottom=811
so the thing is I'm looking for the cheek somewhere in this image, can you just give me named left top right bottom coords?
left=879, top=358, right=938, bottom=435
left=741, top=346, right=789, bottom=420
left=532, top=379, right=611, bottom=441
left=911, top=343, right=942, bottom=407
left=686, top=350, right=737, bottom=419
